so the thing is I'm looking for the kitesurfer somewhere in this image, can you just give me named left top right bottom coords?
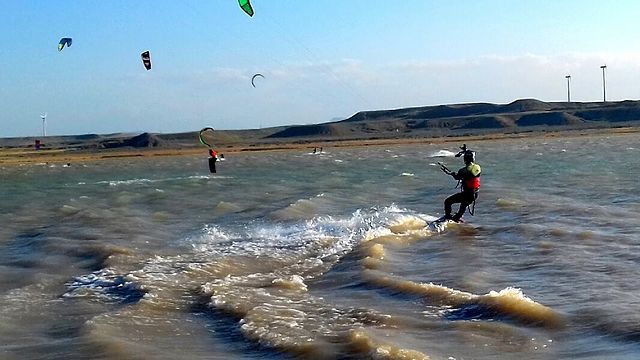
left=439, top=145, right=481, bottom=223
left=208, top=148, right=218, bottom=173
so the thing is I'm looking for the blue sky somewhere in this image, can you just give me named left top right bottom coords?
left=2, top=0, right=640, bottom=137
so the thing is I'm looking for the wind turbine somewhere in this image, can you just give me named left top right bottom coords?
left=600, top=65, right=607, bottom=102
left=40, top=113, right=47, bottom=137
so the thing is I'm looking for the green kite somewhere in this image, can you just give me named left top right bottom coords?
left=238, top=0, right=254, bottom=17
left=58, top=38, right=72, bottom=51
left=199, top=127, right=215, bottom=148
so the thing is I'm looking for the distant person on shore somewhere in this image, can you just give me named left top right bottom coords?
left=439, top=144, right=481, bottom=222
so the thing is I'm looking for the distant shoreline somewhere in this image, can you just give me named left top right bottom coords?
left=4, top=97, right=640, bottom=166
left=1, top=127, right=638, bottom=166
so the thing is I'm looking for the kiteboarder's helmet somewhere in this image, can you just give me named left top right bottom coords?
left=463, top=150, right=475, bottom=163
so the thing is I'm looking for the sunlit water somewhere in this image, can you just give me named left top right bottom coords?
left=1, top=133, right=639, bottom=359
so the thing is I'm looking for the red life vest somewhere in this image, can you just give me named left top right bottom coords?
left=462, top=163, right=481, bottom=192
left=464, top=177, right=480, bottom=192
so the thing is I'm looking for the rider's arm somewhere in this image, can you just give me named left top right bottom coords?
left=452, top=166, right=468, bottom=180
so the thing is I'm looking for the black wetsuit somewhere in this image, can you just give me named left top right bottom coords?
left=444, top=162, right=481, bottom=221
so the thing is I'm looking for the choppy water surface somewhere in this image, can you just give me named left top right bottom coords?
left=1, top=133, right=639, bottom=359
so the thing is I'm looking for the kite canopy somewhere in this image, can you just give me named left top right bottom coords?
left=198, top=127, right=215, bottom=148
left=251, top=73, right=264, bottom=88
left=141, top=51, right=151, bottom=70
left=58, top=38, right=72, bottom=51
left=238, top=0, right=254, bottom=17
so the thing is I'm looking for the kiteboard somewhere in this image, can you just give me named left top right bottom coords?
left=426, top=216, right=465, bottom=232
left=433, top=216, right=464, bottom=224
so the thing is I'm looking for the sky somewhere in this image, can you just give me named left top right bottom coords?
left=2, top=0, right=640, bottom=137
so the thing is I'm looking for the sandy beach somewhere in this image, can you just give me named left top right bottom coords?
left=2, top=126, right=637, bottom=166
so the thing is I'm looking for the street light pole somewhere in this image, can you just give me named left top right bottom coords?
left=565, top=75, right=571, bottom=102
left=40, top=113, right=47, bottom=137
left=600, top=65, right=607, bottom=102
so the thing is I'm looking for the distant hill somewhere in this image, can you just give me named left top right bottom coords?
left=3, top=99, right=640, bottom=150
left=265, top=98, right=640, bottom=139
left=98, top=132, right=161, bottom=148
left=266, top=124, right=350, bottom=138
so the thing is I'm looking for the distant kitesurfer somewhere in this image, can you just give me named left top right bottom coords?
left=208, top=148, right=218, bottom=173
left=198, top=127, right=219, bottom=173
left=439, top=144, right=481, bottom=222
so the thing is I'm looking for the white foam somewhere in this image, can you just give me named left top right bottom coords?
left=66, top=206, right=445, bottom=315
left=429, top=150, right=456, bottom=157
left=63, top=269, right=143, bottom=303
left=95, top=174, right=233, bottom=187
left=98, top=178, right=154, bottom=186
left=272, top=275, right=308, bottom=291
left=192, top=205, right=428, bottom=261
left=189, top=224, right=235, bottom=251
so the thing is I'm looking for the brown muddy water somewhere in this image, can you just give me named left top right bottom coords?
left=1, top=133, right=639, bottom=359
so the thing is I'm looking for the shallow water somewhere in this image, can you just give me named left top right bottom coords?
left=1, top=133, right=639, bottom=359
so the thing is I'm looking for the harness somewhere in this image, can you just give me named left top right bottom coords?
left=468, top=192, right=478, bottom=216
left=456, top=183, right=479, bottom=216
